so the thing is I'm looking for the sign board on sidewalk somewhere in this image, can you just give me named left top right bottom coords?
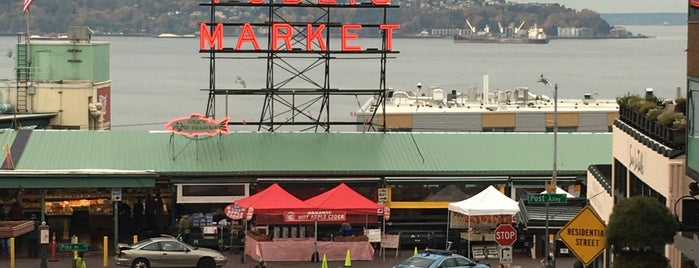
left=381, top=234, right=400, bottom=259
left=365, top=229, right=381, bottom=243
left=557, top=206, right=606, bottom=266
left=499, top=245, right=513, bottom=264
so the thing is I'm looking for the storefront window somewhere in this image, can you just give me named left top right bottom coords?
left=177, top=184, right=248, bottom=203
left=182, top=185, right=246, bottom=196
left=390, top=184, right=485, bottom=202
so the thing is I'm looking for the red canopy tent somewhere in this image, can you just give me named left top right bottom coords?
left=304, top=183, right=382, bottom=214
left=231, top=183, right=311, bottom=215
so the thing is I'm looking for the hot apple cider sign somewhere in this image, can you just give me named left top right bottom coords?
left=200, top=0, right=400, bottom=51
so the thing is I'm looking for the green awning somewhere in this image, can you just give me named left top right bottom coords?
left=0, top=177, right=155, bottom=188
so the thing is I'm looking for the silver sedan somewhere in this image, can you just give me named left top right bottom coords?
left=115, top=237, right=228, bottom=268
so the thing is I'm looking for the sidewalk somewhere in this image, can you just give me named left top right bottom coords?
left=0, top=249, right=580, bottom=268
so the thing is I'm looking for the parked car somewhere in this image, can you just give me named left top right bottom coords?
left=115, top=236, right=228, bottom=268
left=393, top=250, right=490, bottom=268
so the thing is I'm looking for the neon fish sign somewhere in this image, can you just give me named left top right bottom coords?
left=165, top=113, right=230, bottom=137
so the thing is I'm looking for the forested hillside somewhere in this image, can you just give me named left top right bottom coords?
left=0, top=0, right=612, bottom=36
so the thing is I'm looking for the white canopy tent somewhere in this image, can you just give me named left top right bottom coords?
left=447, top=186, right=520, bottom=258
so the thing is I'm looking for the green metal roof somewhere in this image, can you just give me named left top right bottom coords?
left=0, top=130, right=612, bottom=178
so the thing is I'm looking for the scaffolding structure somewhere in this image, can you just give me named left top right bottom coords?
left=200, top=0, right=399, bottom=132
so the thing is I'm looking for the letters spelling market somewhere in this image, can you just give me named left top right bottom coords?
left=200, top=0, right=400, bottom=51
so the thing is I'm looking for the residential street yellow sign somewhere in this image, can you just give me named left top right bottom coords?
left=557, top=206, right=606, bottom=266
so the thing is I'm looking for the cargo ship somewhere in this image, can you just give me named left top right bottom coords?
left=453, top=21, right=549, bottom=44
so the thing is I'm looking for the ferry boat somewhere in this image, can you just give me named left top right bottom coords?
left=355, top=75, right=619, bottom=132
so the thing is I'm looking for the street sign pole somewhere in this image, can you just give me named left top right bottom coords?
left=538, top=75, right=558, bottom=268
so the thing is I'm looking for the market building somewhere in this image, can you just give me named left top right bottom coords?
left=0, top=130, right=611, bottom=255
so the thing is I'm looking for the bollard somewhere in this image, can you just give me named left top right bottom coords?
left=49, top=232, right=58, bottom=262
left=72, top=235, right=78, bottom=259
left=104, top=236, right=108, bottom=268
left=10, top=237, right=15, bottom=268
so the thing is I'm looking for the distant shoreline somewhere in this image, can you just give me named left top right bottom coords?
left=549, top=35, right=653, bottom=40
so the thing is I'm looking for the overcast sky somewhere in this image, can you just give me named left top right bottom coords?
left=509, top=0, right=685, bottom=13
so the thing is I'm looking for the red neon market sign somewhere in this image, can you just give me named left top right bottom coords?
left=200, top=0, right=400, bottom=52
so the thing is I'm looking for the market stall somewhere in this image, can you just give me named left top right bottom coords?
left=301, top=183, right=382, bottom=259
left=227, top=183, right=314, bottom=261
left=447, top=186, right=520, bottom=258
left=235, top=183, right=381, bottom=262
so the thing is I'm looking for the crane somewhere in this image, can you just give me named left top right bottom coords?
left=514, top=21, right=526, bottom=33
left=465, top=19, right=476, bottom=33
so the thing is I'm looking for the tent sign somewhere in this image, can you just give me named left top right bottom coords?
left=284, top=211, right=347, bottom=222
left=557, top=206, right=606, bottom=266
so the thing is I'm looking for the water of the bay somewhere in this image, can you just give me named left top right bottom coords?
left=0, top=25, right=687, bottom=131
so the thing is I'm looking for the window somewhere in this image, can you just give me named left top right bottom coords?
left=141, top=242, right=160, bottom=251
left=629, top=171, right=666, bottom=204
left=182, top=184, right=246, bottom=196
left=160, top=241, right=187, bottom=252
left=546, top=126, right=577, bottom=132
left=176, top=183, right=249, bottom=203
left=613, top=159, right=628, bottom=197
left=455, top=256, right=475, bottom=266
left=482, top=127, right=514, bottom=132
left=440, top=257, right=458, bottom=267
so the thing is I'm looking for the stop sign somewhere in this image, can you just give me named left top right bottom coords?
left=494, top=224, right=517, bottom=246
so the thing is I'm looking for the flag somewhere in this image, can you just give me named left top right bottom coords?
left=693, top=0, right=699, bottom=8
left=22, top=0, right=34, bottom=13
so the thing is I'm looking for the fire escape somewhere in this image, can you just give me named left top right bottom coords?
left=200, top=0, right=398, bottom=132
left=14, top=34, right=30, bottom=114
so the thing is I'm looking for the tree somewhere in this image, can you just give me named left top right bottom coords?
left=606, top=195, right=678, bottom=268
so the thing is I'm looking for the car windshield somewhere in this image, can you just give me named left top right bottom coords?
left=401, top=256, right=436, bottom=267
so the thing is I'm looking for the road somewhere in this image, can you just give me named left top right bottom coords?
left=0, top=249, right=580, bottom=268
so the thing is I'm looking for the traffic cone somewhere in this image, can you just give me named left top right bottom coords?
left=321, top=254, right=328, bottom=268
left=414, top=246, right=418, bottom=255
left=344, top=249, right=352, bottom=267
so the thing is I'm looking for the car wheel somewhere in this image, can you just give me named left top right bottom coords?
left=131, top=258, right=151, bottom=268
left=197, top=257, right=216, bottom=268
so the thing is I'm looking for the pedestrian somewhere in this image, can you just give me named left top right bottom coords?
left=340, top=222, right=352, bottom=237
left=28, top=213, right=39, bottom=258
left=0, top=203, right=8, bottom=256
left=74, top=251, right=86, bottom=268
left=425, top=232, right=437, bottom=250
left=132, top=197, right=144, bottom=237
left=8, top=197, right=23, bottom=221
left=178, top=213, right=192, bottom=243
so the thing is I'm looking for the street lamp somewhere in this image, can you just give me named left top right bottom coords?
left=538, top=74, right=558, bottom=268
